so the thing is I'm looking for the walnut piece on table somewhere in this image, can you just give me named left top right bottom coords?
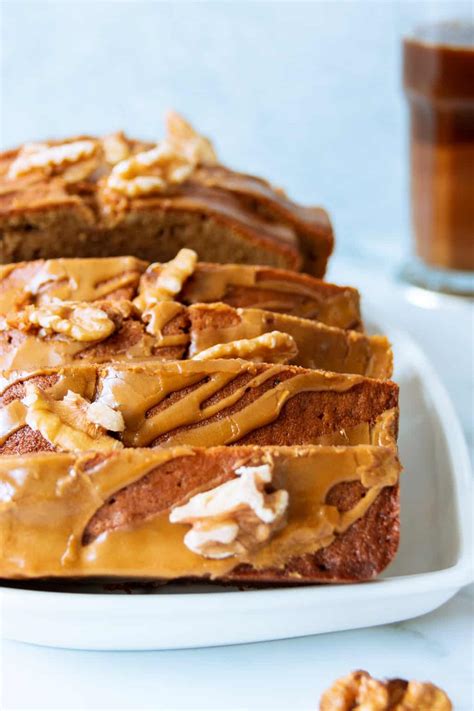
left=319, top=670, right=452, bottom=710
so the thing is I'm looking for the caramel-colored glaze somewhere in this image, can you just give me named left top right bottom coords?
left=0, top=256, right=146, bottom=314
left=0, top=360, right=398, bottom=452
left=0, top=328, right=154, bottom=371
left=404, top=24, right=474, bottom=271
left=95, top=362, right=384, bottom=448
left=129, top=182, right=299, bottom=250
left=0, top=434, right=400, bottom=580
left=190, top=166, right=333, bottom=274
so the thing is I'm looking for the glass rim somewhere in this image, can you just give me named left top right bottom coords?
left=404, top=19, right=474, bottom=51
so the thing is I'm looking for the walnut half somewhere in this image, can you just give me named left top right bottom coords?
left=319, top=671, right=452, bottom=711
left=10, top=300, right=117, bottom=342
left=192, top=331, right=298, bottom=365
left=134, top=248, right=197, bottom=316
left=22, top=385, right=123, bottom=453
left=7, top=139, right=100, bottom=181
left=106, top=111, right=217, bottom=196
left=169, top=463, right=288, bottom=560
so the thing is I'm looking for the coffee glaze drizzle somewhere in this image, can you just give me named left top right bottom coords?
left=97, top=362, right=369, bottom=448
left=0, top=434, right=400, bottom=580
left=0, top=361, right=398, bottom=452
left=0, top=256, right=146, bottom=314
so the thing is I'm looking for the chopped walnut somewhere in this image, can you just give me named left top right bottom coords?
left=399, top=681, right=453, bottom=710
left=15, top=300, right=116, bottom=342
left=165, top=110, right=217, bottom=166
left=107, top=143, right=194, bottom=196
left=22, top=385, right=123, bottom=453
left=134, top=248, right=197, bottom=316
left=106, top=112, right=216, bottom=196
left=169, top=463, right=288, bottom=559
left=87, top=400, right=125, bottom=432
left=192, top=331, right=298, bottom=364
left=102, top=132, right=131, bottom=165
left=8, top=139, right=99, bottom=179
left=319, top=671, right=452, bottom=711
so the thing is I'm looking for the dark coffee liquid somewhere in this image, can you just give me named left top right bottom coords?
left=404, top=22, right=474, bottom=271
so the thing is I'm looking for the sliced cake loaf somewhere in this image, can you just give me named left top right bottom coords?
left=0, top=360, right=398, bottom=455
left=0, top=253, right=361, bottom=329
left=0, top=299, right=392, bottom=377
left=0, top=113, right=333, bottom=275
left=0, top=437, right=401, bottom=583
left=187, top=304, right=391, bottom=377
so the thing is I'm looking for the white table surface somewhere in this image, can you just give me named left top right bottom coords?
left=1, top=257, right=472, bottom=711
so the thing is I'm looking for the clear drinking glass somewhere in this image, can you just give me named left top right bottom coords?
left=402, top=21, right=474, bottom=295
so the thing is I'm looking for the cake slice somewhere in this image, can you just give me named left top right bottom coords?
left=0, top=113, right=333, bottom=275
left=0, top=254, right=360, bottom=329
left=0, top=431, right=401, bottom=583
left=188, top=304, right=391, bottom=378
left=0, top=360, right=398, bottom=455
left=153, top=259, right=362, bottom=330
left=0, top=299, right=392, bottom=377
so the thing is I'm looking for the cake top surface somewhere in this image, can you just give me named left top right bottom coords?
left=0, top=113, right=332, bottom=262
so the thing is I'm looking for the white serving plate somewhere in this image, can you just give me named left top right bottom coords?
left=0, top=324, right=472, bottom=650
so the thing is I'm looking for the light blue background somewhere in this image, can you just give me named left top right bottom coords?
left=1, top=7, right=473, bottom=710
left=1, top=1, right=471, bottom=260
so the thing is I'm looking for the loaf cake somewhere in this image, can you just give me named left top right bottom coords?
left=0, top=113, right=333, bottom=275
left=0, top=253, right=360, bottom=329
left=0, top=127, right=403, bottom=590
left=0, top=435, right=400, bottom=583
left=0, top=298, right=392, bottom=376
left=320, top=670, right=452, bottom=710
left=0, top=360, right=398, bottom=454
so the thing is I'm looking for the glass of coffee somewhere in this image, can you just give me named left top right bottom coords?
left=402, top=21, right=474, bottom=295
